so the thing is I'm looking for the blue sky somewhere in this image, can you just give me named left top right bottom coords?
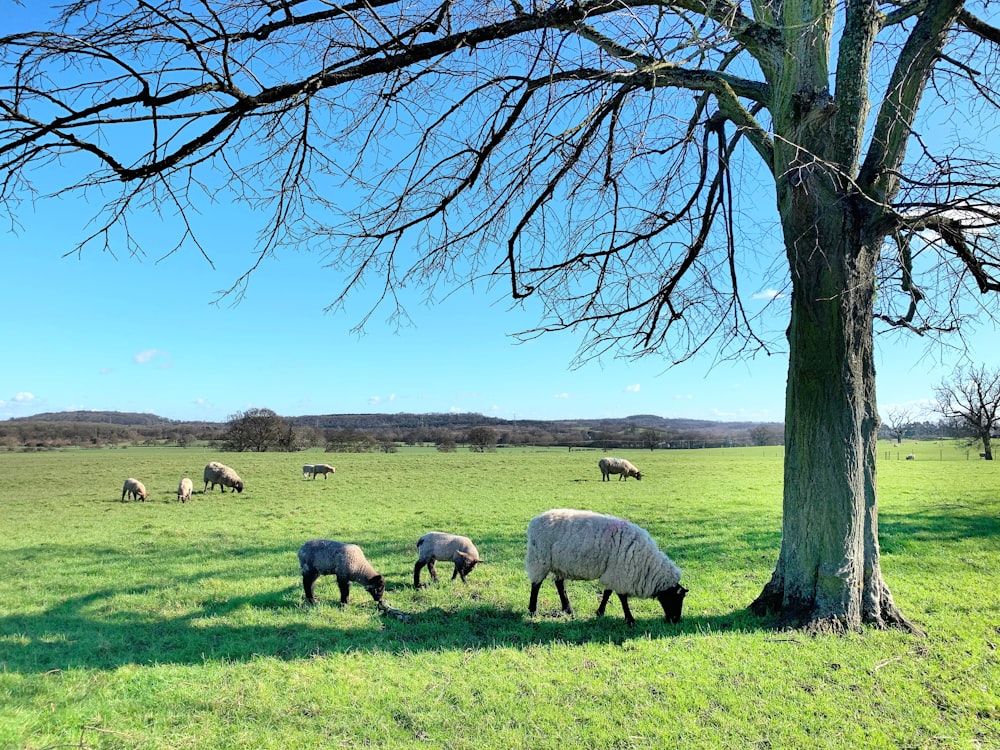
left=2, top=5, right=998, bottom=425
left=2, top=197, right=988, bottom=425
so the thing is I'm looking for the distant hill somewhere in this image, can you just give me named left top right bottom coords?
left=11, top=408, right=781, bottom=433
left=9, top=410, right=181, bottom=427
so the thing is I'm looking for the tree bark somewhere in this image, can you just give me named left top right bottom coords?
left=749, top=155, right=922, bottom=634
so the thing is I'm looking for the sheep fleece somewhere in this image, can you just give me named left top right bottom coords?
left=203, top=461, right=243, bottom=491
left=526, top=509, right=680, bottom=598
left=298, top=539, right=379, bottom=582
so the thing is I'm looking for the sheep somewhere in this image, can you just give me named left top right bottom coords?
left=905, top=454, right=915, bottom=461
left=302, top=464, right=315, bottom=479
left=598, top=456, right=642, bottom=482
left=311, top=463, right=336, bottom=479
left=297, top=539, right=385, bottom=606
left=203, top=461, right=244, bottom=493
left=177, top=477, right=193, bottom=503
left=413, top=532, right=481, bottom=589
left=526, top=508, right=687, bottom=626
left=121, top=478, right=147, bottom=502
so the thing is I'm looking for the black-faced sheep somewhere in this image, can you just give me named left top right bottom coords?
left=526, top=508, right=686, bottom=626
left=203, top=461, right=244, bottom=493
left=413, top=532, right=481, bottom=589
left=311, top=464, right=336, bottom=479
left=121, top=478, right=147, bottom=502
left=297, top=539, right=386, bottom=606
left=177, top=477, right=193, bottom=503
left=598, top=457, right=642, bottom=481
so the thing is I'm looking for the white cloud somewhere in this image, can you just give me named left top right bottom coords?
left=134, top=349, right=161, bottom=364
left=753, top=289, right=786, bottom=300
left=625, top=384, right=641, bottom=393
left=0, top=391, right=39, bottom=418
left=368, top=393, right=397, bottom=406
left=674, top=394, right=693, bottom=401
left=553, top=392, right=570, bottom=399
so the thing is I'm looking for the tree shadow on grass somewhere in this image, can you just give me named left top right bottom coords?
left=0, top=585, right=774, bottom=674
left=879, top=505, right=1000, bottom=553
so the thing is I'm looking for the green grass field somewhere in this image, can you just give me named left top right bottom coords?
left=1, top=445, right=997, bottom=749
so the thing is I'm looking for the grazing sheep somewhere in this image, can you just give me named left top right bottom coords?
left=297, top=539, right=385, bottom=606
left=526, top=508, right=687, bottom=626
left=203, top=461, right=244, bottom=493
left=311, top=463, right=336, bottom=479
left=905, top=454, right=915, bottom=461
left=177, top=477, right=193, bottom=503
left=598, top=457, right=642, bottom=482
left=121, top=478, right=147, bottom=502
left=302, top=464, right=315, bottom=479
left=413, top=532, right=481, bottom=589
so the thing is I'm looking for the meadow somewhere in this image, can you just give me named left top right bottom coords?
left=0, top=443, right=997, bottom=749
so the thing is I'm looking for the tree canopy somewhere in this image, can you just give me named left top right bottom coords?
left=5, top=0, right=1000, bottom=631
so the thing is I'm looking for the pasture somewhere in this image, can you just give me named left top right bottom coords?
left=0, top=445, right=997, bottom=749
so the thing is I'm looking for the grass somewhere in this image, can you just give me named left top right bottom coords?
left=0, top=445, right=997, bottom=749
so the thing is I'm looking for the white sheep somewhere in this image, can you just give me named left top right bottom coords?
left=311, top=463, right=336, bottom=479
left=177, top=477, right=193, bottom=503
left=598, top=457, right=642, bottom=482
left=203, top=461, right=244, bottom=493
left=121, top=478, right=148, bottom=502
left=413, top=532, right=481, bottom=589
left=526, top=508, right=687, bottom=626
left=297, top=539, right=385, bottom=606
left=302, top=464, right=315, bottom=479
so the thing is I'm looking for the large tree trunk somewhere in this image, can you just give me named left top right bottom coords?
left=749, top=161, right=921, bottom=634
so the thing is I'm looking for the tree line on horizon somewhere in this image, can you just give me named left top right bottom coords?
left=1, top=407, right=790, bottom=452
left=0, top=405, right=986, bottom=454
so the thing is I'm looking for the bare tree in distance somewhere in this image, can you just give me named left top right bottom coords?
left=5, top=0, right=1000, bottom=632
left=935, top=365, right=1000, bottom=460
left=224, top=408, right=291, bottom=452
left=882, top=407, right=916, bottom=445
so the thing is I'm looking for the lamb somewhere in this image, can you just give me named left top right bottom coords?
left=525, top=508, right=687, bottom=626
left=203, top=461, right=244, bottom=493
left=302, top=464, right=315, bottom=479
left=297, top=539, right=385, bottom=606
left=177, top=477, right=193, bottom=503
left=121, top=478, right=147, bottom=502
left=310, top=464, right=336, bottom=479
left=413, top=532, right=481, bottom=589
left=598, top=457, right=642, bottom=481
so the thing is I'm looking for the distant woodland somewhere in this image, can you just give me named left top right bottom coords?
left=0, top=409, right=794, bottom=452
left=0, top=408, right=962, bottom=453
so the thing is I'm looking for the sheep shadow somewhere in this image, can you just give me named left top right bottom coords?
left=0, top=583, right=772, bottom=674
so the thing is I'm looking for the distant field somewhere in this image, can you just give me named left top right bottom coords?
left=0, top=446, right=997, bottom=749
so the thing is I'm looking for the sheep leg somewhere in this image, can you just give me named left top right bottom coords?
left=336, top=577, right=351, bottom=604
left=427, top=560, right=439, bottom=582
left=596, top=589, right=613, bottom=616
left=302, top=571, right=319, bottom=604
left=617, top=593, right=636, bottom=626
left=528, top=581, right=543, bottom=616
left=413, top=561, right=427, bottom=589
left=554, top=579, right=573, bottom=616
